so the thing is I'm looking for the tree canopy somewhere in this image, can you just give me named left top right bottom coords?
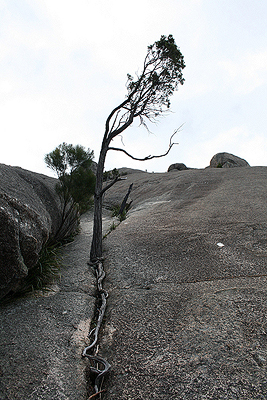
left=103, top=34, right=185, bottom=148
left=126, top=34, right=185, bottom=120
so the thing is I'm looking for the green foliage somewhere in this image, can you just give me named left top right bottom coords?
left=45, top=142, right=94, bottom=176
left=18, top=244, right=62, bottom=294
left=103, top=201, right=131, bottom=240
left=109, top=221, right=118, bottom=232
left=217, top=162, right=223, bottom=168
left=111, top=202, right=131, bottom=222
left=103, top=221, right=118, bottom=239
left=45, top=143, right=96, bottom=214
left=103, top=168, right=120, bottom=182
left=57, top=166, right=95, bottom=213
left=111, top=204, right=122, bottom=217
left=126, top=34, right=185, bottom=122
left=118, top=209, right=127, bottom=222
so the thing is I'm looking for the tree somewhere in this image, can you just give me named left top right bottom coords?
left=90, top=34, right=185, bottom=261
left=45, top=142, right=95, bottom=241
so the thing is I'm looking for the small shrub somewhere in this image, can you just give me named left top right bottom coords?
left=118, top=209, right=127, bottom=222
left=109, top=221, right=117, bottom=232
left=103, top=168, right=120, bottom=182
left=45, top=143, right=96, bottom=239
left=19, top=245, right=62, bottom=294
left=111, top=204, right=121, bottom=217
left=111, top=203, right=131, bottom=222
left=103, top=221, right=118, bottom=238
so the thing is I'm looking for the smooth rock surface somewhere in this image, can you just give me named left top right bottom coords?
left=100, top=167, right=267, bottom=399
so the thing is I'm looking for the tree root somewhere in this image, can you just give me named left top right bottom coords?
left=83, top=260, right=110, bottom=397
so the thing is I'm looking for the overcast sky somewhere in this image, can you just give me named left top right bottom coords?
left=1, top=0, right=267, bottom=176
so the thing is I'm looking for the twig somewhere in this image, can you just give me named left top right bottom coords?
left=88, top=389, right=106, bottom=399
left=108, top=124, right=183, bottom=161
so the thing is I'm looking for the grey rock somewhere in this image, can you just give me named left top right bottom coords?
left=210, top=152, right=250, bottom=168
left=101, top=166, right=267, bottom=399
left=168, top=163, right=188, bottom=172
left=0, top=211, right=116, bottom=400
left=117, top=167, right=146, bottom=175
left=0, top=164, right=78, bottom=299
left=0, top=211, right=98, bottom=400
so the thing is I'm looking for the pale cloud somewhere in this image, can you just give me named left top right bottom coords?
left=185, top=126, right=267, bottom=169
left=0, top=80, right=13, bottom=94
left=219, top=50, right=267, bottom=95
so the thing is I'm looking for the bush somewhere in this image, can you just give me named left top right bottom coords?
left=13, top=244, right=62, bottom=295
left=45, top=143, right=96, bottom=241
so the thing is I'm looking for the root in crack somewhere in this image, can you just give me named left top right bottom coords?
left=83, top=260, right=110, bottom=397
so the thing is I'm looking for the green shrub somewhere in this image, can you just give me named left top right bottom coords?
left=20, top=244, right=62, bottom=294
left=103, top=168, right=120, bottom=182
left=45, top=143, right=96, bottom=242
left=111, top=203, right=130, bottom=222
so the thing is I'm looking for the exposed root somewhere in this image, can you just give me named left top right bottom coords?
left=83, top=259, right=110, bottom=397
left=88, top=389, right=107, bottom=399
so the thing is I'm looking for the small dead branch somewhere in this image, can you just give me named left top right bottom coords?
left=108, top=125, right=183, bottom=161
left=101, top=176, right=127, bottom=196
left=119, top=183, right=133, bottom=216
left=88, top=389, right=107, bottom=399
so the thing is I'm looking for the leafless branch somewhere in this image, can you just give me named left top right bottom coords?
left=88, top=390, right=107, bottom=399
left=108, top=125, right=183, bottom=162
left=100, top=175, right=127, bottom=196
left=119, top=135, right=125, bottom=146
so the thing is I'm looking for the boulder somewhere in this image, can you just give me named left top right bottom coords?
left=168, top=163, right=188, bottom=172
left=0, top=164, right=78, bottom=299
left=210, top=152, right=250, bottom=168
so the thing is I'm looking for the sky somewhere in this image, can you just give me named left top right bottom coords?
left=1, top=0, right=267, bottom=176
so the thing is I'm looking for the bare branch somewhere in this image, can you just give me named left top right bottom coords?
left=100, top=175, right=127, bottom=196
left=104, top=78, right=145, bottom=141
left=88, top=390, right=107, bottom=399
left=110, top=109, right=120, bottom=133
left=108, top=125, right=183, bottom=162
left=119, top=135, right=125, bottom=146
left=107, top=145, right=175, bottom=161
left=109, top=109, right=135, bottom=140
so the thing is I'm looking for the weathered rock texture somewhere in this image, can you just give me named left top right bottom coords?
left=0, top=210, right=115, bottom=400
left=0, top=211, right=97, bottom=400
left=100, top=166, right=267, bottom=399
left=168, top=162, right=188, bottom=172
left=0, top=164, right=78, bottom=299
left=210, top=152, right=250, bottom=168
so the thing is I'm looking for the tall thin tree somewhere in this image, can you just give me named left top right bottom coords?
left=90, top=35, right=186, bottom=261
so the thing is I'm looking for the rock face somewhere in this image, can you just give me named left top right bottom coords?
left=168, top=163, right=188, bottom=172
left=101, top=166, right=267, bottom=399
left=0, top=164, right=78, bottom=299
left=210, top=152, right=250, bottom=168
